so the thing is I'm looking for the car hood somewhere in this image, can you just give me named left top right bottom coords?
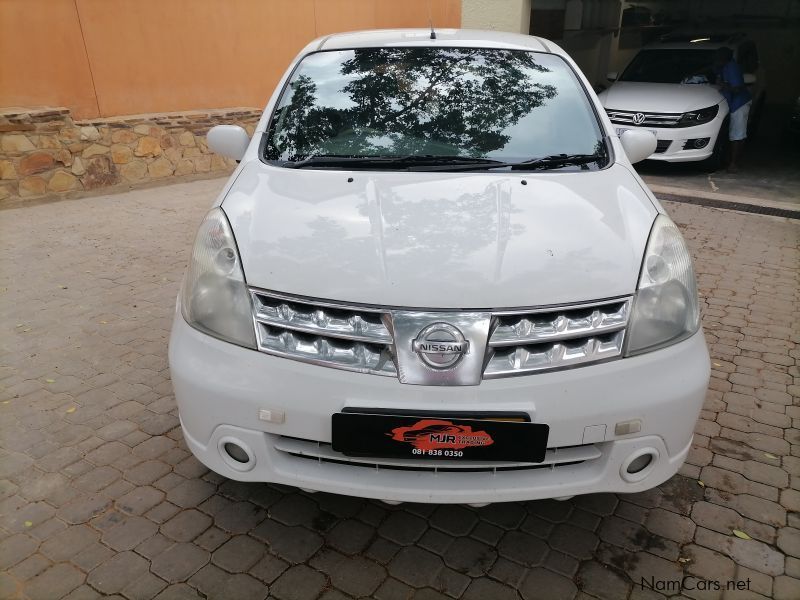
left=599, top=82, right=724, bottom=113
left=222, top=161, right=657, bottom=308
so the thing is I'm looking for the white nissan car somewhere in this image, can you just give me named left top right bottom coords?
left=599, top=34, right=764, bottom=167
left=169, top=29, right=710, bottom=505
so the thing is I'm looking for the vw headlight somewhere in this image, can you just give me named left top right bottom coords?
left=180, top=208, right=256, bottom=348
left=677, top=104, right=719, bottom=126
left=626, top=215, right=700, bottom=356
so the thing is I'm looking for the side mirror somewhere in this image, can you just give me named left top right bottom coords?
left=743, top=73, right=756, bottom=85
left=207, top=125, right=250, bottom=161
left=619, top=129, right=657, bottom=164
left=607, top=71, right=618, bottom=82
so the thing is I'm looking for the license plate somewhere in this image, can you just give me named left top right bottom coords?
left=332, top=411, right=549, bottom=463
left=616, top=127, right=658, bottom=137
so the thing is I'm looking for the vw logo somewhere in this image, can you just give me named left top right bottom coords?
left=632, top=112, right=646, bottom=125
left=412, top=323, right=469, bottom=369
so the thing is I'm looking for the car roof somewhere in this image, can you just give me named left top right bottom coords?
left=314, top=28, right=555, bottom=54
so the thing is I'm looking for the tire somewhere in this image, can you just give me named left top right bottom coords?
left=700, top=118, right=729, bottom=172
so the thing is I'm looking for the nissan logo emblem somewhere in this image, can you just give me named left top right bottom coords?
left=632, top=112, right=646, bottom=125
left=412, top=323, right=469, bottom=369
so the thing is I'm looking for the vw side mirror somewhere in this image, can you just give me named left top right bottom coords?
left=620, top=129, right=657, bottom=164
left=207, top=125, right=250, bottom=161
left=607, top=71, right=618, bottom=82
left=743, top=73, right=756, bottom=85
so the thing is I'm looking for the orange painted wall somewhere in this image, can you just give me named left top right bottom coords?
left=0, top=0, right=461, bottom=120
left=0, top=0, right=99, bottom=118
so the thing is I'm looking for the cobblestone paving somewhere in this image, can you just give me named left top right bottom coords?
left=1, top=179, right=798, bottom=600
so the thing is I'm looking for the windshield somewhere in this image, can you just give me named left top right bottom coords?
left=620, top=49, right=716, bottom=84
left=264, top=47, right=608, bottom=171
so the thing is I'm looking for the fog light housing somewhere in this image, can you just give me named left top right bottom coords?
left=217, top=436, right=256, bottom=472
left=620, top=448, right=659, bottom=483
left=224, top=442, right=250, bottom=463
left=684, top=138, right=710, bottom=149
left=626, top=453, right=652, bottom=474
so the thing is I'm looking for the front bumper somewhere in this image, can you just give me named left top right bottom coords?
left=613, top=116, right=725, bottom=162
left=169, top=315, right=710, bottom=504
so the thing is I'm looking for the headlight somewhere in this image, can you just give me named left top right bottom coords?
left=626, top=215, right=700, bottom=356
left=676, top=104, right=719, bottom=126
left=180, top=208, right=256, bottom=348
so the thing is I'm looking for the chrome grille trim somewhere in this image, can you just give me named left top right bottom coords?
left=250, top=289, right=397, bottom=376
left=249, top=289, right=632, bottom=380
left=606, top=108, right=682, bottom=127
left=484, top=330, right=625, bottom=379
left=489, top=299, right=630, bottom=346
left=274, top=436, right=602, bottom=471
left=252, top=291, right=392, bottom=344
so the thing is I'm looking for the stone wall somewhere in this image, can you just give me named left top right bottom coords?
left=0, top=106, right=262, bottom=203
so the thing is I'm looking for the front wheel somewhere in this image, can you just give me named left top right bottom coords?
left=701, top=120, right=729, bottom=172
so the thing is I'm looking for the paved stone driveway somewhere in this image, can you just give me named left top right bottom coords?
left=1, top=179, right=798, bottom=600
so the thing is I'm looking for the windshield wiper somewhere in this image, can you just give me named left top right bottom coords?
left=407, top=153, right=607, bottom=172
left=281, top=155, right=507, bottom=170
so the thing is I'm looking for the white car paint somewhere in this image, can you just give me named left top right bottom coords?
left=169, top=29, right=710, bottom=504
left=600, top=81, right=725, bottom=114
left=222, top=163, right=655, bottom=309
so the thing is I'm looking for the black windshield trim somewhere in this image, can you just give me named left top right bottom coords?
left=258, top=46, right=615, bottom=173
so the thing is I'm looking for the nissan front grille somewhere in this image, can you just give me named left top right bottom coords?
left=250, top=288, right=632, bottom=385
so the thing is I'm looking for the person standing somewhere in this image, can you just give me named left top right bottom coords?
left=714, top=47, right=752, bottom=173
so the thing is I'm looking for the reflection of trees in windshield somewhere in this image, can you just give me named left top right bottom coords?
left=267, top=48, right=558, bottom=161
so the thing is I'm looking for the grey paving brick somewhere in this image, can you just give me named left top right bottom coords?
left=251, top=520, right=323, bottom=563
left=0, top=533, right=38, bottom=569
left=497, top=530, right=549, bottom=566
left=161, top=508, right=212, bottom=542
left=193, top=525, right=230, bottom=552
left=101, top=515, right=158, bottom=551
left=326, top=518, right=374, bottom=555
left=23, top=563, right=85, bottom=600
left=430, top=505, right=478, bottom=536
left=150, top=542, right=210, bottom=583
left=166, top=479, right=216, bottom=509
left=124, top=459, right=172, bottom=486
left=120, top=571, right=168, bottom=600
left=271, top=564, right=326, bottom=600
left=87, top=550, right=150, bottom=594
left=463, top=577, right=520, bottom=600
left=39, top=524, right=99, bottom=561
left=213, top=500, right=266, bottom=533
left=116, top=486, right=165, bottom=516
left=378, top=510, right=428, bottom=545
left=388, top=546, right=444, bottom=588
left=52, top=495, right=107, bottom=527
left=215, top=573, right=269, bottom=600
left=442, top=537, right=497, bottom=576
left=8, top=553, right=51, bottom=582
left=249, top=553, right=289, bottom=584
left=311, top=548, right=386, bottom=597
left=268, top=494, right=320, bottom=527
left=212, top=535, right=266, bottom=573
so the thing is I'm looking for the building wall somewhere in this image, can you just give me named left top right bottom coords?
left=0, top=0, right=461, bottom=120
left=462, top=0, right=531, bottom=32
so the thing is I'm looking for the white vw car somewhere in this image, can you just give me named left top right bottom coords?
left=599, top=34, right=763, bottom=167
left=169, top=29, right=710, bottom=505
